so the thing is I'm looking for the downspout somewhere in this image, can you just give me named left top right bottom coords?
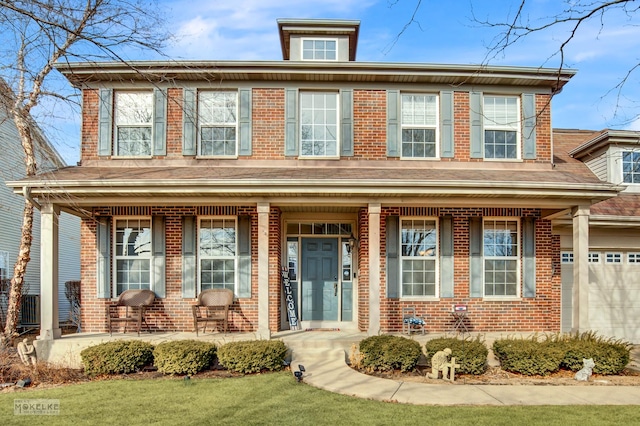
left=23, top=186, right=41, bottom=210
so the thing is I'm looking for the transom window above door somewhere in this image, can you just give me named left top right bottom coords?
left=198, top=91, right=238, bottom=157
left=300, top=92, right=339, bottom=158
left=114, top=91, right=153, bottom=156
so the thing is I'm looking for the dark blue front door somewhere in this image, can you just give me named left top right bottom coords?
left=301, top=238, right=339, bottom=321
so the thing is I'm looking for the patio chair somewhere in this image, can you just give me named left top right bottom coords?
left=107, top=289, right=156, bottom=336
left=402, top=306, right=426, bottom=335
left=192, top=288, right=234, bottom=335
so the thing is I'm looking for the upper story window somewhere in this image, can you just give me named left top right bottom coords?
left=483, top=218, right=519, bottom=297
left=114, top=218, right=152, bottom=295
left=400, top=218, right=438, bottom=297
left=483, top=96, right=520, bottom=159
left=300, top=91, right=339, bottom=158
left=622, top=150, right=640, bottom=183
left=198, top=218, right=237, bottom=293
left=114, top=91, right=153, bottom=157
left=0, top=250, right=8, bottom=281
left=198, top=91, right=238, bottom=157
left=401, top=94, right=438, bottom=158
left=302, top=39, right=337, bottom=60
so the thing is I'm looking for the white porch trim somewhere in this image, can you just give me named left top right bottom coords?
left=368, top=203, right=381, bottom=335
left=39, top=203, right=61, bottom=340
left=572, top=204, right=590, bottom=332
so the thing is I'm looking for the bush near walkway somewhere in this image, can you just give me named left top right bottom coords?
left=359, top=335, right=422, bottom=372
left=80, top=340, right=154, bottom=376
left=153, top=340, right=216, bottom=375
left=217, top=340, right=288, bottom=374
left=424, top=336, right=488, bottom=375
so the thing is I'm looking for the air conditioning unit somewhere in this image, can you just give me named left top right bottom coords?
left=19, top=295, right=40, bottom=327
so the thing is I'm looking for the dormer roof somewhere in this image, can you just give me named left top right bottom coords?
left=277, top=18, right=360, bottom=61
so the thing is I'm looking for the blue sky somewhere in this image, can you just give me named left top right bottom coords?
left=51, top=0, right=640, bottom=163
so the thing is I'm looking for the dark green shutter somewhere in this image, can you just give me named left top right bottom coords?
left=98, top=89, right=113, bottom=157
left=153, top=88, right=167, bottom=156
left=97, top=217, right=111, bottom=298
left=238, top=88, right=252, bottom=156
left=341, top=89, right=353, bottom=156
left=386, top=215, right=399, bottom=298
left=469, top=217, right=483, bottom=297
left=237, top=215, right=252, bottom=298
left=153, top=216, right=166, bottom=298
left=523, top=217, right=536, bottom=297
left=183, top=88, right=197, bottom=156
left=440, top=91, right=454, bottom=158
left=386, top=90, right=400, bottom=157
left=440, top=216, right=454, bottom=298
left=522, top=93, right=536, bottom=160
left=284, top=88, right=298, bottom=156
left=182, top=216, right=197, bottom=298
left=470, top=91, right=483, bottom=159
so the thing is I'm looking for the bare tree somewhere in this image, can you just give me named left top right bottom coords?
left=0, top=0, right=170, bottom=346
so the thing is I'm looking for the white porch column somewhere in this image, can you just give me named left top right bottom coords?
left=257, top=202, right=271, bottom=339
left=39, top=203, right=61, bottom=340
left=368, top=203, right=381, bottom=335
left=572, top=205, right=590, bottom=333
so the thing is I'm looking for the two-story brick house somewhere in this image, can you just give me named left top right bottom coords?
left=10, top=19, right=621, bottom=340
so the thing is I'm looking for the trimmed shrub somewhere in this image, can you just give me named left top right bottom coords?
left=359, top=335, right=422, bottom=372
left=154, top=340, right=217, bottom=375
left=217, top=340, right=288, bottom=374
left=80, top=340, right=154, bottom=376
left=424, top=336, right=488, bottom=375
left=550, top=331, right=631, bottom=375
left=492, top=337, right=564, bottom=376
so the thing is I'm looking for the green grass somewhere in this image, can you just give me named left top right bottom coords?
left=0, top=372, right=638, bottom=425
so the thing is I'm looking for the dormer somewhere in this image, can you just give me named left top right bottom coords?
left=277, top=18, right=360, bottom=61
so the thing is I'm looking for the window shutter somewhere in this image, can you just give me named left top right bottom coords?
left=469, top=217, right=483, bottom=297
left=341, top=89, right=354, bottom=156
left=237, top=215, right=252, bottom=298
left=98, top=88, right=113, bottom=157
left=284, top=88, right=298, bottom=156
left=238, top=88, right=252, bottom=156
left=470, top=91, right=483, bottom=159
left=153, top=216, right=166, bottom=298
left=440, top=91, right=454, bottom=158
left=96, top=217, right=111, bottom=298
left=386, top=215, right=399, bottom=298
left=440, top=216, right=454, bottom=298
left=182, top=216, right=197, bottom=298
left=523, top=217, right=536, bottom=297
left=386, top=90, right=400, bottom=157
left=153, top=88, right=167, bottom=156
left=182, top=88, right=197, bottom=156
left=522, top=93, right=536, bottom=160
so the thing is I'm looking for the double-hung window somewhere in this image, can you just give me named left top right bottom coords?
left=0, top=250, right=8, bottom=282
left=401, top=94, right=438, bottom=158
left=199, top=218, right=237, bottom=292
left=302, top=39, right=337, bottom=60
left=114, top=218, right=152, bottom=295
left=300, top=92, right=339, bottom=158
left=114, top=91, right=153, bottom=156
left=622, top=150, right=640, bottom=183
left=483, top=219, right=519, bottom=297
left=400, top=219, right=438, bottom=297
left=484, top=96, right=519, bottom=159
left=198, top=91, right=238, bottom=156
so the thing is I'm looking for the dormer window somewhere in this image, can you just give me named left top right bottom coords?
left=622, top=150, right=640, bottom=183
left=302, top=38, right=337, bottom=61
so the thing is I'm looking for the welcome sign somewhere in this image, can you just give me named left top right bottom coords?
left=281, top=268, right=299, bottom=330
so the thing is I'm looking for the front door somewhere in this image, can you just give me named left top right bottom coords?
left=301, top=238, right=339, bottom=321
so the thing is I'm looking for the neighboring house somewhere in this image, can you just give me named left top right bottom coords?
left=0, top=92, right=81, bottom=329
left=553, top=129, right=640, bottom=343
left=8, top=19, right=627, bottom=341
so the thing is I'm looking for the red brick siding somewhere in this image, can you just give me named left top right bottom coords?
left=166, top=88, right=183, bottom=158
left=251, top=88, right=286, bottom=159
left=353, top=90, right=388, bottom=160
left=81, top=89, right=99, bottom=161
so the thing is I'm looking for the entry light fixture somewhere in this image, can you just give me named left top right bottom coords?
left=347, top=234, right=358, bottom=254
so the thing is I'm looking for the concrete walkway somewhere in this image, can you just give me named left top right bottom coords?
left=281, top=331, right=640, bottom=406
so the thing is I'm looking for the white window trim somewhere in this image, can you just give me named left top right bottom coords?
left=399, top=216, right=439, bottom=300
left=483, top=95, right=522, bottom=161
left=628, top=252, right=640, bottom=264
left=301, top=37, right=339, bottom=61
left=588, top=252, right=601, bottom=263
left=620, top=149, right=640, bottom=185
left=400, top=93, right=440, bottom=160
left=605, top=252, right=623, bottom=263
left=113, top=91, right=154, bottom=158
left=299, top=91, right=340, bottom=159
left=561, top=251, right=574, bottom=264
left=197, top=216, right=238, bottom=294
left=0, top=250, right=9, bottom=280
left=112, top=217, right=153, bottom=297
left=197, top=90, right=239, bottom=158
left=482, top=217, right=520, bottom=299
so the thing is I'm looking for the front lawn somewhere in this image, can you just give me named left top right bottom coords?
left=0, top=372, right=637, bottom=425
